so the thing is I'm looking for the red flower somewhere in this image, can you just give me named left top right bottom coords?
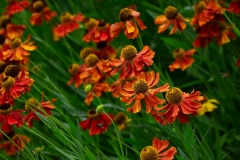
left=0, top=70, right=34, bottom=104
left=67, top=63, right=86, bottom=88
left=24, top=93, right=56, bottom=128
left=30, top=0, right=56, bottom=25
left=155, top=6, right=189, bottom=34
left=0, top=103, right=24, bottom=132
left=120, top=71, right=169, bottom=113
left=0, top=130, right=30, bottom=156
left=169, top=48, right=196, bottom=71
left=4, top=0, right=30, bottom=16
left=2, top=35, right=37, bottom=63
left=140, top=137, right=177, bottom=160
left=83, top=19, right=112, bottom=43
left=53, top=12, right=84, bottom=37
left=156, top=87, right=203, bottom=124
left=111, top=45, right=155, bottom=80
left=110, top=7, right=147, bottom=39
left=228, top=0, right=240, bottom=14
left=79, top=109, right=113, bottom=136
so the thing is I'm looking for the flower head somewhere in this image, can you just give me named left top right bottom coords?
left=228, top=0, right=240, bottom=14
left=198, top=95, right=218, bottom=115
left=120, top=71, right=169, bottom=113
left=140, top=137, right=177, bottom=160
left=0, top=103, right=24, bottom=132
left=53, top=12, right=85, bottom=37
left=4, top=0, right=30, bottom=16
left=110, top=7, right=147, bottom=39
left=157, top=87, right=203, bottom=124
left=0, top=130, right=30, bottom=155
left=79, top=109, right=113, bottom=135
left=111, top=45, right=155, bottom=80
left=155, top=6, right=189, bottom=34
left=169, top=48, right=196, bottom=71
left=67, top=63, right=86, bottom=88
left=114, top=112, right=131, bottom=130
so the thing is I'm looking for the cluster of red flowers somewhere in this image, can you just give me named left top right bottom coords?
left=0, top=0, right=56, bottom=156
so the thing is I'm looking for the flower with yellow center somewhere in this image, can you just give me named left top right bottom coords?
left=140, top=146, right=158, bottom=160
left=84, top=18, right=97, bottom=30
left=194, top=1, right=206, bottom=13
left=114, top=112, right=131, bottom=130
left=68, top=63, right=80, bottom=75
left=33, top=1, right=45, bottom=12
left=10, top=38, right=22, bottom=49
left=164, top=6, right=178, bottom=19
left=173, top=48, right=185, bottom=59
left=165, top=87, right=183, bottom=104
left=198, top=95, right=219, bottom=115
left=60, top=12, right=72, bottom=23
left=1, top=76, right=15, bottom=90
left=25, top=98, right=39, bottom=111
left=80, top=47, right=93, bottom=60
left=85, top=54, right=99, bottom=67
left=121, top=45, right=137, bottom=61
left=119, top=8, right=133, bottom=22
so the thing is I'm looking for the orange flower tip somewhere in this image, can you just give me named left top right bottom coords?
left=0, top=61, right=7, bottom=73
left=0, top=15, right=11, bottom=28
left=60, top=12, right=72, bottom=23
left=5, top=65, right=20, bottom=78
left=87, top=109, right=100, bottom=119
left=121, top=45, right=137, bottom=61
left=96, top=41, right=107, bottom=49
left=140, top=146, right=158, bottom=160
left=0, top=103, right=12, bottom=114
left=80, top=47, right=92, bottom=60
left=33, top=1, right=45, bottom=12
left=1, top=76, right=15, bottom=90
left=68, top=63, right=79, bottom=75
left=164, top=6, right=178, bottom=19
left=85, top=54, right=99, bottom=67
left=10, top=38, right=22, bottom=49
left=25, top=98, right=38, bottom=111
left=119, top=8, right=133, bottom=22
left=194, top=1, right=206, bottom=13
left=166, top=87, right=182, bottom=104
left=174, top=48, right=185, bottom=59
left=0, top=34, right=6, bottom=45
left=133, top=79, right=148, bottom=94
left=84, top=18, right=97, bottom=30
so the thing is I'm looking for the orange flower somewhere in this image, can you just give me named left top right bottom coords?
left=29, top=0, right=56, bottom=25
left=79, top=109, right=113, bottom=136
left=108, top=79, right=125, bottom=98
left=228, top=0, right=240, bottom=14
left=216, top=22, right=236, bottom=46
left=120, top=71, right=169, bottom=113
left=155, top=6, right=189, bottom=34
left=24, top=93, right=56, bottom=128
left=84, top=81, right=109, bottom=105
left=53, top=12, right=85, bottom=37
left=140, top=137, right=177, bottom=160
left=0, top=15, right=26, bottom=40
left=0, top=70, right=34, bottom=104
left=156, top=87, right=203, bottom=124
left=2, top=35, right=37, bottom=63
left=4, top=0, right=30, bottom=16
left=0, top=130, right=30, bottom=156
left=111, top=45, right=155, bottom=80
left=83, top=19, right=112, bottom=43
left=67, top=63, right=87, bottom=88
left=190, top=0, right=222, bottom=27
left=110, top=7, right=147, bottom=39
left=169, top=48, right=196, bottom=71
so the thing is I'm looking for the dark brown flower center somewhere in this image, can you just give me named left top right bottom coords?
left=119, top=8, right=133, bottom=22
left=0, top=103, right=12, bottom=114
left=166, top=87, right=182, bottom=104
left=194, top=1, right=206, bottom=13
left=0, top=15, right=11, bottom=28
left=3, top=130, right=16, bottom=140
left=97, top=20, right=106, bottom=30
left=10, top=38, right=22, bottom=49
left=164, top=6, right=178, bottom=19
left=68, top=63, right=79, bottom=75
left=0, top=61, right=7, bottom=73
left=60, top=12, right=72, bottom=23
left=85, top=54, right=99, bottom=67
left=2, top=76, right=15, bottom=90
left=33, top=1, right=45, bottom=12
left=173, top=48, right=185, bottom=59
left=114, top=112, right=126, bottom=125
left=80, top=47, right=92, bottom=60
left=87, top=109, right=100, bottom=119
left=0, top=34, right=6, bottom=45
left=85, top=18, right=97, bottom=30
left=133, top=79, right=148, bottom=94
left=96, top=41, right=107, bottom=49
left=140, top=146, right=158, bottom=160
left=6, top=0, right=17, bottom=4
left=25, top=98, right=39, bottom=111
left=5, top=65, right=20, bottom=78
left=121, top=45, right=137, bottom=61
